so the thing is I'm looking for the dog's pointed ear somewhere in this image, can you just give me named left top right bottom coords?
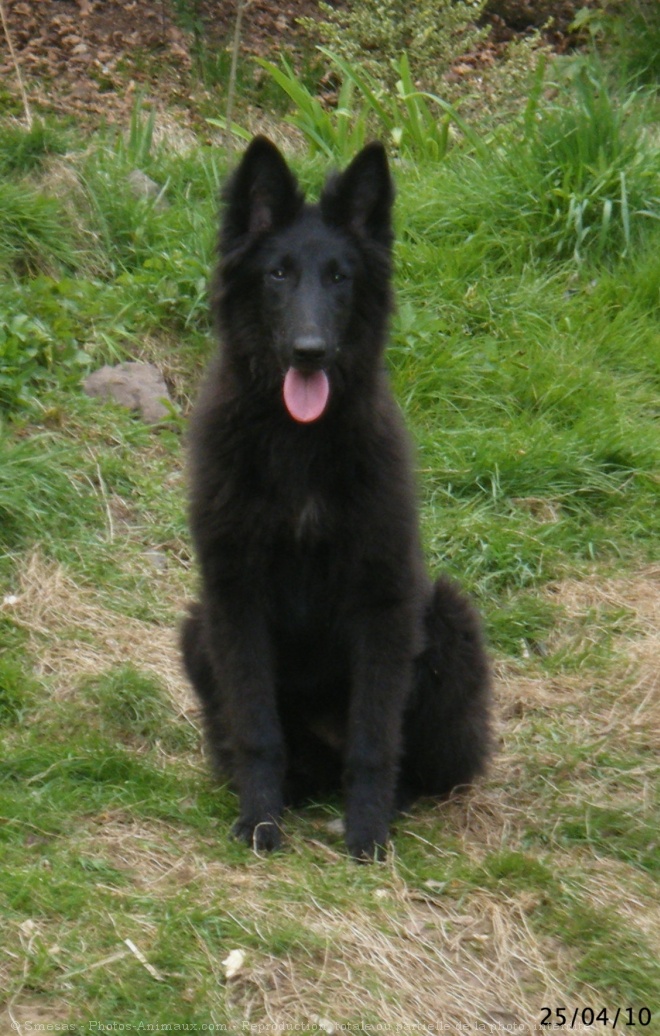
left=321, top=142, right=394, bottom=247
left=221, top=136, right=304, bottom=253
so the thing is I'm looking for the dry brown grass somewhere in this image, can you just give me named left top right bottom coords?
left=1, top=808, right=587, bottom=1032
left=6, top=549, right=195, bottom=720
left=3, top=553, right=658, bottom=1029
left=498, top=563, right=660, bottom=757
left=215, top=893, right=568, bottom=1031
left=550, top=565, right=660, bottom=720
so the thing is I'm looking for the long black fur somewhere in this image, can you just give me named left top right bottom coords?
left=181, top=137, right=491, bottom=860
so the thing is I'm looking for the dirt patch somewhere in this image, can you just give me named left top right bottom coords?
left=0, top=1001, right=73, bottom=1034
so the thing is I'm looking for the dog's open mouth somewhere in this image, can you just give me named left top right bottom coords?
left=283, top=368, right=330, bottom=423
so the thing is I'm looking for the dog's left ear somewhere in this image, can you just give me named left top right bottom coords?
left=321, top=142, right=394, bottom=247
left=221, top=136, right=304, bottom=254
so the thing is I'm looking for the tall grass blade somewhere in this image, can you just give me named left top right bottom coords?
left=255, top=58, right=339, bottom=159
left=205, top=116, right=253, bottom=145
left=125, top=96, right=156, bottom=166
left=620, top=171, right=630, bottom=254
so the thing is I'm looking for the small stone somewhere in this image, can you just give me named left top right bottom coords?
left=83, top=362, right=172, bottom=424
left=127, top=169, right=166, bottom=206
left=142, top=550, right=167, bottom=572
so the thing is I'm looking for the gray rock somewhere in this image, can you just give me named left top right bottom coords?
left=142, top=550, right=168, bottom=572
left=127, top=169, right=166, bottom=206
left=83, top=361, right=172, bottom=424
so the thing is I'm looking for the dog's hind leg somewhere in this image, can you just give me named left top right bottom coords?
left=399, top=577, right=492, bottom=802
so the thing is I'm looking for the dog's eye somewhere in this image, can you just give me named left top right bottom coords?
left=269, top=267, right=287, bottom=281
left=329, top=269, right=348, bottom=285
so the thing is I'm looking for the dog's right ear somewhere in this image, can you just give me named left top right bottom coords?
left=220, top=137, right=304, bottom=253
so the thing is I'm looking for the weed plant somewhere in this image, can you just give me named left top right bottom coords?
left=246, top=49, right=482, bottom=163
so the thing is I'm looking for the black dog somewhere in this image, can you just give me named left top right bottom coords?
left=181, top=137, right=491, bottom=860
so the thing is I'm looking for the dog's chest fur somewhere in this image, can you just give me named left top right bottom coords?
left=294, top=493, right=325, bottom=542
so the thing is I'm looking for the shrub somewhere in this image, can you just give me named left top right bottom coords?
left=298, top=0, right=488, bottom=91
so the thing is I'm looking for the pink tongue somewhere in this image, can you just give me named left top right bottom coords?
left=283, top=368, right=330, bottom=423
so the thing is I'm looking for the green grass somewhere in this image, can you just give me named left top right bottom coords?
left=0, top=118, right=70, bottom=177
left=599, top=0, right=660, bottom=85
left=1, top=55, right=660, bottom=1026
left=0, top=181, right=80, bottom=275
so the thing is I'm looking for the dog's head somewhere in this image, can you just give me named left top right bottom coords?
left=215, top=137, right=395, bottom=424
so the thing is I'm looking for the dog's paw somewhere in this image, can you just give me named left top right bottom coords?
left=345, top=823, right=389, bottom=863
left=231, top=815, right=282, bottom=853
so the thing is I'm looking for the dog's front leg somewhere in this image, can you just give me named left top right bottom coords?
left=345, top=607, right=414, bottom=861
left=204, top=596, right=285, bottom=852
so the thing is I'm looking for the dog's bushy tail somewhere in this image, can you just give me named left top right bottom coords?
left=399, top=576, right=492, bottom=803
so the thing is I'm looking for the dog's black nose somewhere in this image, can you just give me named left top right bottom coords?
left=292, top=335, right=327, bottom=365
